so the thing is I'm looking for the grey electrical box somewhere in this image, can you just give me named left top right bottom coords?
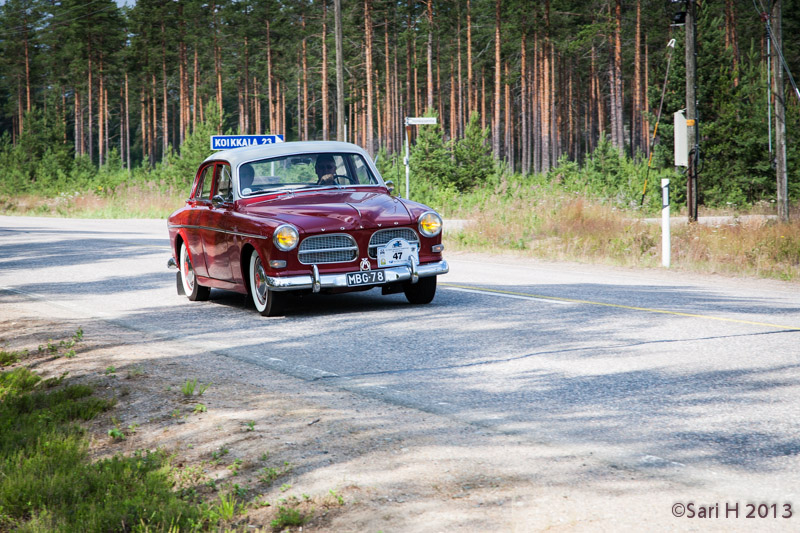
left=674, top=110, right=688, bottom=167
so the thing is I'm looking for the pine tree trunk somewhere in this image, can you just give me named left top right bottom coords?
left=88, top=54, right=94, bottom=162
left=161, top=20, right=169, bottom=158
left=481, top=69, right=486, bottom=131
left=521, top=31, right=528, bottom=175
left=151, top=74, right=158, bottom=166
left=632, top=0, right=641, bottom=155
left=302, top=14, right=309, bottom=141
left=384, top=16, right=392, bottom=151
left=541, top=1, right=551, bottom=171
left=612, top=0, right=624, bottom=155
left=449, top=61, right=456, bottom=139
left=99, top=60, right=105, bottom=166
left=533, top=33, right=540, bottom=173
left=492, top=0, right=501, bottom=159
left=724, top=0, right=739, bottom=85
left=244, top=37, right=250, bottom=133
left=772, top=0, right=788, bottom=221
left=179, top=3, right=187, bottom=145
left=267, top=19, right=275, bottom=133
left=322, top=1, right=330, bottom=140
left=643, top=39, right=650, bottom=157
left=426, top=0, right=434, bottom=111
left=213, top=1, right=223, bottom=132
left=334, top=0, right=345, bottom=140
left=193, top=48, right=198, bottom=132
left=74, top=91, right=80, bottom=156
left=364, top=0, right=374, bottom=154
left=504, top=62, right=512, bottom=168
left=467, top=0, right=473, bottom=117
left=125, top=72, right=131, bottom=171
left=23, top=23, right=31, bottom=114
left=457, top=10, right=463, bottom=137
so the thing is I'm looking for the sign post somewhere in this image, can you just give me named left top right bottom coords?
left=662, top=178, right=671, bottom=268
left=403, top=117, right=438, bottom=200
left=210, top=134, right=284, bottom=150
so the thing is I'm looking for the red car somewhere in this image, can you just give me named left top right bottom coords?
left=167, top=141, right=448, bottom=316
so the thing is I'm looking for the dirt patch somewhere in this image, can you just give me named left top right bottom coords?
left=0, top=298, right=768, bottom=532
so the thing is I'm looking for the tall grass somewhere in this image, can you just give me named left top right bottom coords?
left=444, top=180, right=800, bottom=281
left=1, top=182, right=186, bottom=219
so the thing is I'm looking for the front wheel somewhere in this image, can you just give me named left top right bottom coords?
left=403, top=276, right=437, bottom=305
left=249, top=250, right=287, bottom=316
left=180, top=242, right=210, bottom=301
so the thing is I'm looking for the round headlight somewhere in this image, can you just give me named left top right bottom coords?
left=418, top=211, right=443, bottom=237
left=273, top=224, right=299, bottom=251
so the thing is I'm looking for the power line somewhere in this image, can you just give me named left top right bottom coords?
left=750, top=0, right=800, bottom=103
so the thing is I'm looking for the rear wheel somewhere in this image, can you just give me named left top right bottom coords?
left=180, top=242, right=210, bottom=301
left=403, top=276, right=437, bottom=304
left=249, top=250, right=287, bottom=316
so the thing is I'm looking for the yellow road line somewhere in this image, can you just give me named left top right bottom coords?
left=441, top=282, right=799, bottom=331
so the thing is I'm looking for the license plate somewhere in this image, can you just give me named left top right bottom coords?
left=346, top=270, right=386, bottom=287
left=377, top=238, right=419, bottom=267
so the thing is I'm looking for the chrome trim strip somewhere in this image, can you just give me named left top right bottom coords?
left=168, top=224, right=267, bottom=240
left=265, top=260, right=449, bottom=291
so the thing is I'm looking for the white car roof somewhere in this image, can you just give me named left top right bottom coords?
left=204, top=140, right=373, bottom=169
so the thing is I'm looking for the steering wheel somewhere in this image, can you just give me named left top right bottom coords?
left=317, top=174, right=357, bottom=186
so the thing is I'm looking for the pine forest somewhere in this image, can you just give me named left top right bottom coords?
left=0, top=0, right=798, bottom=213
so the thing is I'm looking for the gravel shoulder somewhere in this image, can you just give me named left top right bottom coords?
left=0, top=293, right=790, bottom=532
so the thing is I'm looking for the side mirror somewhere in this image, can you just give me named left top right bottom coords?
left=385, top=180, right=395, bottom=194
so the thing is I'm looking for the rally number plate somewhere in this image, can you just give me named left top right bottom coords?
left=377, top=238, right=419, bottom=268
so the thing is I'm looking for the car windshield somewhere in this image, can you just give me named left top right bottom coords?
left=238, top=152, right=380, bottom=197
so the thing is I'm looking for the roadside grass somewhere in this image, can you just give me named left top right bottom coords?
left=4, top=178, right=798, bottom=281
left=442, top=181, right=800, bottom=282
left=0, top=182, right=185, bottom=219
left=0, top=333, right=210, bottom=531
left=1, top=330, right=351, bottom=531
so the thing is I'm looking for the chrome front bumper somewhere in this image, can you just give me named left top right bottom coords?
left=267, top=260, right=449, bottom=293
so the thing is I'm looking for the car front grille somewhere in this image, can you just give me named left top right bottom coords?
left=368, top=228, right=419, bottom=259
left=298, top=234, right=358, bottom=264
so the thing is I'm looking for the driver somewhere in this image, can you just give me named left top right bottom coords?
left=315, top=155, right=338, bottom=185
left=239, top=164, right=255, bottom=193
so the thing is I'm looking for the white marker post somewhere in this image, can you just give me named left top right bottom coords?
left=662, top=178, right=671, bottom=268
left=403, top=117, right=438, bottom=199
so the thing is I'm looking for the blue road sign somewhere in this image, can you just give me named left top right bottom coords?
left=210, top=135, right=284, bottom=150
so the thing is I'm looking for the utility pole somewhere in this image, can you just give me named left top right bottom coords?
left=771, top=0, right=789, bottom=221
left=685, top=0, right=699, bottom=222
left=334, top=0, right=345, bottom=141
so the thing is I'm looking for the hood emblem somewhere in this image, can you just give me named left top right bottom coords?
left=360, top=258, right=371, bottom=271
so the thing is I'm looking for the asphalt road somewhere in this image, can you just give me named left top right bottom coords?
left=2, top=215, right=800, bottom=502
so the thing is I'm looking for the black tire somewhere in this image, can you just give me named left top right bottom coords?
left=249, top=250, right=287, bottom=316
left=176, top=271, right=185, bottom=295
left=179, top=242, right=211, bottom=301
left=403, top=276, right=437, bottom=305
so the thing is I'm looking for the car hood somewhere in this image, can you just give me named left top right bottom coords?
left=241, top=189, right=417, bottom=233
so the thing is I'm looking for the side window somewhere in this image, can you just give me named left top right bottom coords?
left=352, top=155, right=374, bottom=184
left=195, top=165, right=214, bottom=200
left=217, top=165, right=232, bottom=201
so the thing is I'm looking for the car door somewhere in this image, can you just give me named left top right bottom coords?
left=199, top=163, right=235, bottom=281
left=183, top=163, right=215, bottom=278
